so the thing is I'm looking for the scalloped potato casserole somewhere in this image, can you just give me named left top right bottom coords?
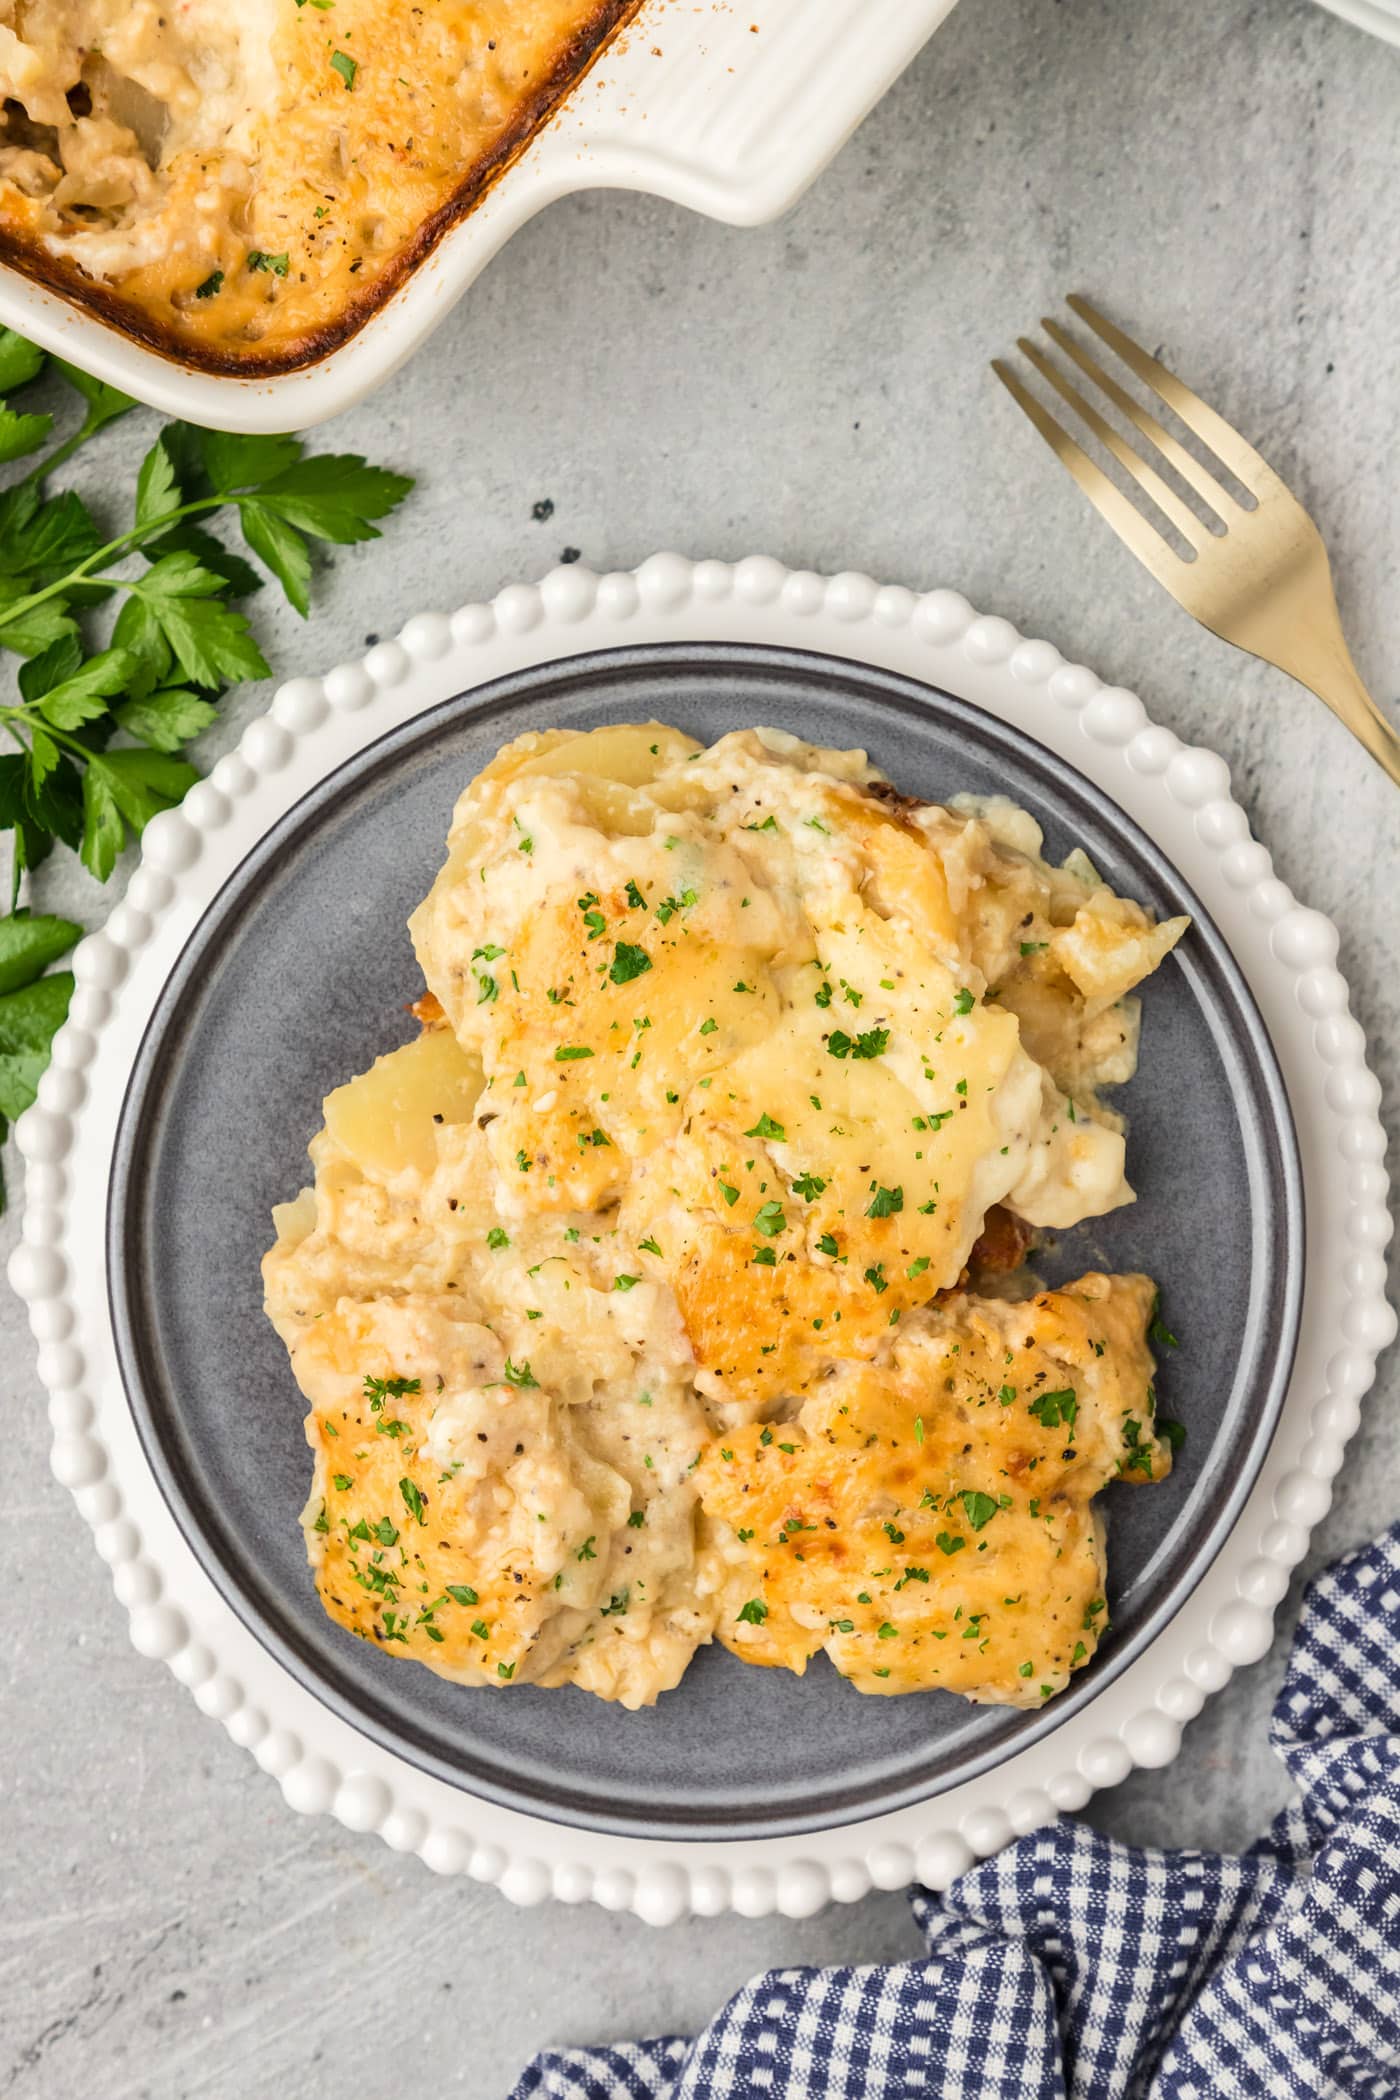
left=0, top=0, right=637, bottom=369
left=263, top=724, right=1189, bottom=1710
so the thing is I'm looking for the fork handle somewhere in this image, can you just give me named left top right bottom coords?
left=1288, top=632, right=1400, bottom=788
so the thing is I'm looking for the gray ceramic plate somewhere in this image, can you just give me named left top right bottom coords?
left=109, top=644, right=1302, bottom=1843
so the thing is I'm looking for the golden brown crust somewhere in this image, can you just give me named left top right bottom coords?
left=0, top=0, right=639, bottom=377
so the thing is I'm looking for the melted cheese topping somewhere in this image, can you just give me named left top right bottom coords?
left=263, top=723, right=1186, bottom=1708
left=0, top=0, right=635, bottom=367
left=696, top=1274, right=1169, bottom=1706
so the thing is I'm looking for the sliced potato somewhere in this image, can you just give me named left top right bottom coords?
left=508, top=723, right=701, bottom=788
left=323, top=1028, right=483, bottom=1181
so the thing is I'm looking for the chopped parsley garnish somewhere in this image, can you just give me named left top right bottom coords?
left=1159, top=1417, right=1187, bottom=1452
left=610, top=942, right=652, bottom=984
left=330, top=48, right=357, bottom=89
left=953, top=988, right=974, bottom=1014
left=600, top=1589, right=630, bottom=1617
left=196, top=270, right=225, bottom=300
left=555, top=1045, right=593, bottom=1061
left=1019, top=940, right=1048, bottom=957
left=814, top=981, right=833, bottom=1008
left=863, top=1263, right=888, bottom=1294
left=751, top=1246, right=777, bottom=1266
left=332, top=1473, right=353, bottom=1492
left=791, top=1172, right=826, bottom=1200
left=248, top=249, right=289, bottom=275
left=363, top=1373, right=420, bottom=1411
left=613, top=1274, right=641, bottom=1292
left=497, top=1661, right=516, bottom=1680
left=1029, top=1388, right=1078, bottom=1430
left=827, top=1026, right=889, bottom=1061
left=446, top=1585, right=478, bottom=1606
left=718, top=1180, right=740, bottom=1207
left=745, top=815, right=779, bottom=833
left=486, top=1227, right=510, bottom=1250
left=817, top=1233, right=840, bottom=1257
left=958, top=1490, right=999, bottom=1531
left=503, top=1357, right=538, bottom=1389
left=935, top=1532, right=964, bottom=1556
left=699, top=1017, right=718, bottom=1035
left=907, top=1256, right=930, bottom=1279
left=1149, top=1294, right=1180, bottom=1350
left=398, top=1477, right=426, bottom=1524
left=865, top=1184, right=903, bottom=1218
left=753, top=1200, right=787, bottom=1236
left=625, top=879, right=647, bottom=909
left=576, top=1536, right=597, bottom=1561
left=877, top=1622, right=898, bottom=1640
left=736, top=1599, right=769, bottom=1625
left=745, top=1112, right=786, bottom=1141
left=638, top=1236, right=663, bottom=1256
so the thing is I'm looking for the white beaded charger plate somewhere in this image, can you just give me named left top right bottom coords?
left=13, top=555, right=1393, bottom=1922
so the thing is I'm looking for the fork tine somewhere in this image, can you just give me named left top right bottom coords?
left=990, top=361, right=1186, bottom=593
left=1066, top=294, right=1282, bottom=496
left=1041, top=318, right=1237, bottom=519
left=1016, top=336, right=1208, bottom=548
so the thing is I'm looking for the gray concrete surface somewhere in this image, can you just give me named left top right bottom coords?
left=3, top=0, right=1398, bottom=2092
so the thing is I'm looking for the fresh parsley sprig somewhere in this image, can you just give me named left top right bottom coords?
left=0, top=909, right=81, bottom=1208
left=0, top=326, right=414, bottom=1210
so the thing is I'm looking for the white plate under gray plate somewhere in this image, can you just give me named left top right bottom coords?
left=13, top=557, right=1393, bottom=1920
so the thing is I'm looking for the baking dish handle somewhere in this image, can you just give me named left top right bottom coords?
left=559, top=0, right=961, bottom=227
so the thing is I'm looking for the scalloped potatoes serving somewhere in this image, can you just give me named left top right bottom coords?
left=263, top=724, right=1187, bottom=1709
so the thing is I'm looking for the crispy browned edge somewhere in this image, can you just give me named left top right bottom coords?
left=0, top=0, right=642, bottom=379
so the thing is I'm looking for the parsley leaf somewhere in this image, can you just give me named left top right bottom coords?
left=609, top=941, right=652, bottom=984
left=865, top=1184, right=903, bottom=1218
left=958, top=1490, right=999, bottom=1531
left=0, top=329, right=415, bottom=1210
left=826, top=1025, right=889, bottom=1060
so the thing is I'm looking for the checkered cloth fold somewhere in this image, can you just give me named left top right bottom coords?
left=512, top=1524, right=1400, bottom=2100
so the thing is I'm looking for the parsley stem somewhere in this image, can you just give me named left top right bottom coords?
left=0, top=706, right=97, bottom=764
left=0, top=493, right=235, bottom=634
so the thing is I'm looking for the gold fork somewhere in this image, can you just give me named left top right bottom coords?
left=993, top=295, right=1400, bottom=787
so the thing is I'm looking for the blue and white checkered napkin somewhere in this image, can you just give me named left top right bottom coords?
left=513, top=1524, right=1400, bottom=2100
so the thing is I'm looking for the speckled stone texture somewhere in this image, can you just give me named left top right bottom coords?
left=2, top=0, right=1396, bottom=2093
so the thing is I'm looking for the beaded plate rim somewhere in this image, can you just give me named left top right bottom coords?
left=12, top=554, right=1394, bottom=1923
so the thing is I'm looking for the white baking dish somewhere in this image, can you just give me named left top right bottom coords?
left=0, top=0, right=959, bottom=433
